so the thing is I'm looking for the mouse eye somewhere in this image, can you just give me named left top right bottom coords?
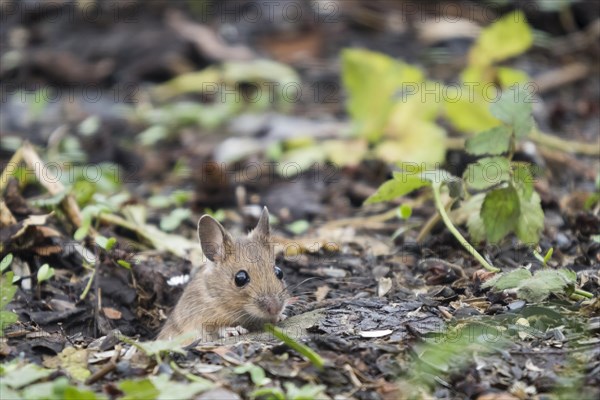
left=234, top=270, right=250, bottom=287
left=274, top=266, right=283, bottom=280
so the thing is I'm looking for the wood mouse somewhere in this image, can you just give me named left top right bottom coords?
left=158, top=207, right=289, bottom=342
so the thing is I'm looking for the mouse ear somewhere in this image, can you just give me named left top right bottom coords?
left=198, top=215, right=234, bottom=263
left=250, top=206, right=270, bottom=241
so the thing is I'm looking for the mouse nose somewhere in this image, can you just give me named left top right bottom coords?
left=258, top=296, right=283, bottom=317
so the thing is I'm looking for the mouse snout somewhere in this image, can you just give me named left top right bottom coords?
left=258, top=296, right=283, bottom=318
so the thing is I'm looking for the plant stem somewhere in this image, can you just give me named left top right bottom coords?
left=80, top=268, right=96, bottom=300
left=0, top=146, right=23, bottom=192
left=530, top=129, right=600, bottom=155
left=431, top=184, right=500, bottom=272
left=574, top=288, right=593, bottom=299
left=444, top=131, right=599, bottom=156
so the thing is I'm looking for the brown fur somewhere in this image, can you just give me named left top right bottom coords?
left=158, top=207, right=288, bottom=342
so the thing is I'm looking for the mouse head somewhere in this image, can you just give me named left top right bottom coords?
left=198, top=207, right=287, bottom=326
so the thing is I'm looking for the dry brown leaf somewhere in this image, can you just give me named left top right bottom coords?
left=12, top=213, right=53, bottom=239
left=32, top=245, right=63, bottom=256
left=314, top=285, right=330, bottom=302
left=102, top=307, right=122, bottom=320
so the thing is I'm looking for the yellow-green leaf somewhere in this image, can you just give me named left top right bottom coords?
left=469, top=10, right=533, bottom=68
left=322, top=139, right=368, bottom=167
left=497, top=67, right=531, bottom=87
left=444, top=92, right=500, bottom=133
left=375, top=121, right=446, bottom=166
left=365, top=172, right=431, bottom=204
left=342, top=49, right=423, bottom=142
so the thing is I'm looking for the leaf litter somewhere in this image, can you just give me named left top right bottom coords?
left=1, top=2, right=599, bottom=400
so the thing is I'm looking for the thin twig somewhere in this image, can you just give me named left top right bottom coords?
left=416, top=211, right=442, bottom=243
left=85, top=345, right=121, bottom=385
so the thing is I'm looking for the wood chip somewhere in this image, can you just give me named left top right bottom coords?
left=378, top=277, right=392, bottom=297
left=314, top=285, right=330, bottom=302
left=359, top=329, right=393, bottom=338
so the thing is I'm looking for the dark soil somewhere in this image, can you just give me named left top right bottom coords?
left=1, top=1, right=599, bottom=399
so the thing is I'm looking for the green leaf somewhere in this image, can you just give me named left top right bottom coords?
left=57, top=346, right=91, bottom=382
left=0, top=271, right=17, bottom=306
left=95, top=236, right=117, bottom=251
left=37, top=264, right=55, bottom=283
left=78, top=115, right=100, bottom=137
left=128, top=338, right=188, bottom=358
left=234, top=363, right=271, bottom=386
left=0, top=383, right=20, bottom=400
left=119, top=379, right=159, bottom=400
left=516, top=269, right=576, bottom=303
left=397, top=204, right=412, bottom=220
left=512, top=163, right=534, bottom=200
left=543, top=248, right=554, bottom=265
left=365, top=172, right=431, bottom=204
left=482, top=268, right=577, bottom=302
left=265, top=324, right=325, bottom=370
left=284, top=382, right=328, bottom=400
left=490, top=86, right=535, bottom=138
left=250, top=387, right=285, bottom=400
left=171, top=190, right=192, bottom=206
left=515, top=191, right=544, bottom=244
left=342, top=48, right=423, bottom=142
left=1, top=363, right=53, bottom=389
left=482, top=268, right=532, bottom=290
left=0, top=311, right=18, bottom=332
left=0, top=254, right=13, bottom=272
left=1, top=272, right=18, bottom=334
left=117, top=260, right=132, bottom=269
left=29, top=191, right=67, bottom=208
left=160, top=208, right=192, bottom=232
left=138, top=125, right=169, bottom=146
left=148, top=195, right=173, bottom=209
left=150, top=374, right=213, bottom=400
left=286, top=220, right=310, bottom=235
left=465, top=126, right=512, bottom=156
left=469, top=10, right=533, bottom=68
left=21, top=377, right=69, bottom=400
left=481, top=186, right=521, bottom=243
left=461, top=194, right=487, bottom=243
left=463, top=157, right=511, bottom=190
left=276, top=142, right=327, bottom=177
left=379, top=93, right=446, bottom=166
left=322, top=139, right=368, bottom=167
left=203, top=208, right=226, bottom=222
left=63, top=385, right=101, bottom=400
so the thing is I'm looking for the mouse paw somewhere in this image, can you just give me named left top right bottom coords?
left=218, top=325, right=249, bottom=338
